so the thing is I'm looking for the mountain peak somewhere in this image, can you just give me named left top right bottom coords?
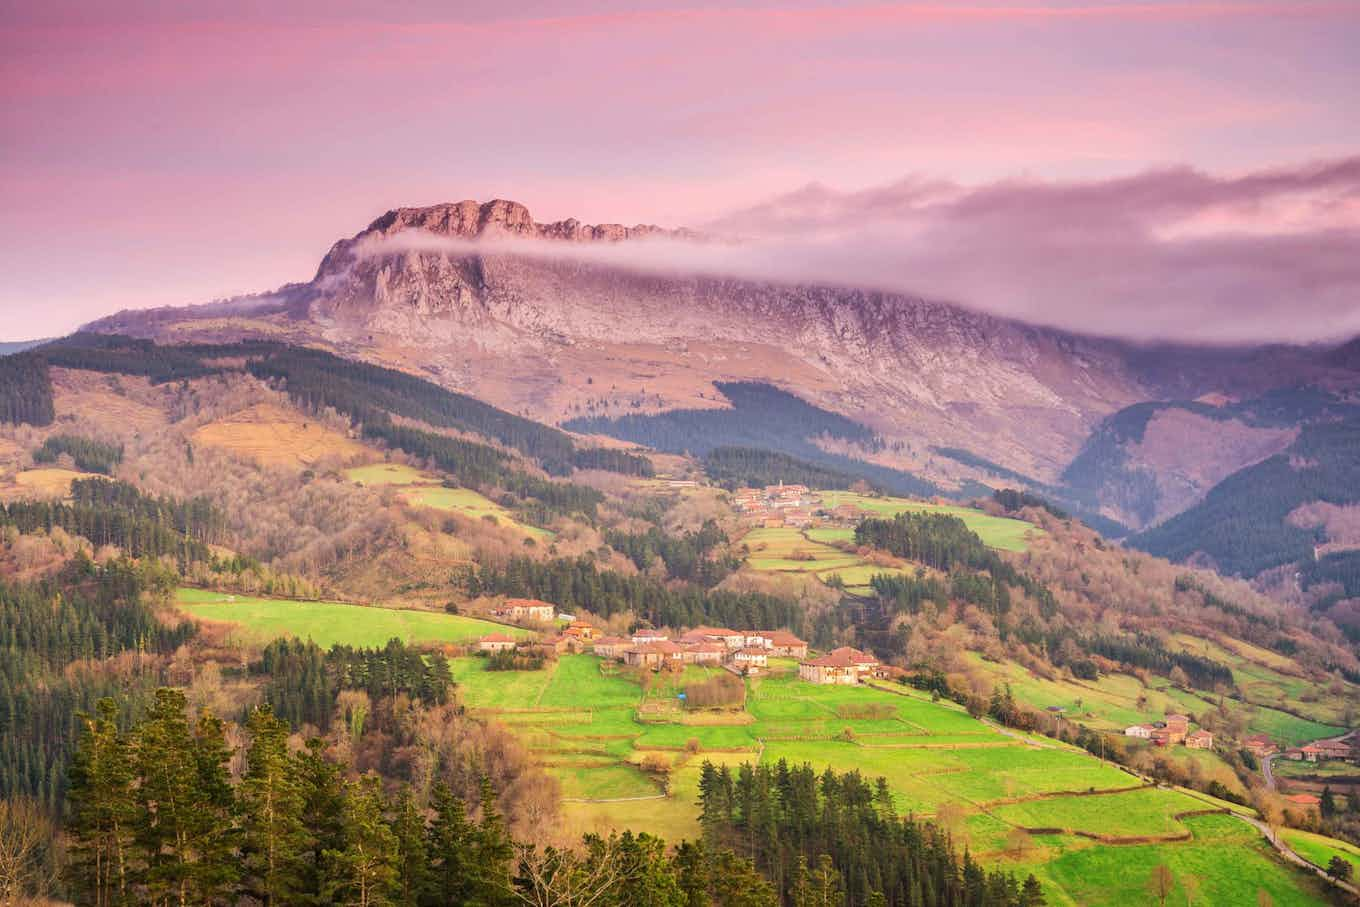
left=360, top=198, right=684, bottom=243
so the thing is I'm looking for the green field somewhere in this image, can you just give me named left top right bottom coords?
left=1038, top=814, right=1325, bottom=906
left=346, top=463, right=552, bottom=539
left=740, top=492, right=1038, bottom=593
left=432, top=653, right=1322, bottom=904
left=962, top=650, right=1345, bottom=748
left=175, top=588, right=524, bottom=648
left=816, top=491, right=1039, bottom=552
left=1281, top=828, right=1360, bottom=879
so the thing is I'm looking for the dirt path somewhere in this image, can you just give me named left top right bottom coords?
left=561, top=793, right=667, bottom=804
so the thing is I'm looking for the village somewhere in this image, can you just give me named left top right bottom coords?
left=729, top=481, right=872, bottom=528
left=479, top=597, right=889, bottom=685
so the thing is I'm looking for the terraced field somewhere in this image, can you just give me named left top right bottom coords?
left=816, top=491, right=1039, bottom=552
left=962, top=650, right=1347, bottom=748
left=445, top=653, right=1326, bottom=905
left=346, top=463, right=552, bottom=539
left=175, top=588, right=524, bottom=648
left=1281, top=828, right=1360, bottom=879
left=740, top=492, right=1038, bottom=593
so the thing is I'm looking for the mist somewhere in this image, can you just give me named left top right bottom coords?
left=355, top=157, right=1360, bottom=345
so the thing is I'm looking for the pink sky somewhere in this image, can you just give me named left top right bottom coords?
left=2, top=0, right=1358, bottom=340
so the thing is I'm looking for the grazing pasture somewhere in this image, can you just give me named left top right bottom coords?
left=190, top=403, right=368, bottom=468
left=1037, top=814, right=1325, bottom=906
left=346, top=463, right=552, bottom=539
left=175, top=588, right=521, bottom=649
left=816, top=491, right=1039, bottom=552
left=1281, top=828, right=1360, bottom=879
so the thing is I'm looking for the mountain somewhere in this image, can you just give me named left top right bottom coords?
left=82, top=199, right=1360, bottom=570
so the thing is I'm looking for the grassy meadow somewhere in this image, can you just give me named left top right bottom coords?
left=175, top=587, right=523, bottom=649
left=739, top=491, right=1038, bottom=594
left=439, top=653, right=1325, bottom=905
left=816, top=491, right=1039, bottom=552
left=1280, top=828, right=1360, bottom=879
left=346, top=463, right=552, bottom=539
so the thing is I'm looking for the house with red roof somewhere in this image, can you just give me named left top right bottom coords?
left=479, top=633, right=517, bottom=653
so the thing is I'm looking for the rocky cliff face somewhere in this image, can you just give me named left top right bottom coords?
left=83, top=199, right=1360, bottom=525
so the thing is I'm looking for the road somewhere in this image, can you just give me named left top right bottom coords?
left=1239, top=812, right=1359, bottom=898
left=1262, top=752, right=1278, bottom=791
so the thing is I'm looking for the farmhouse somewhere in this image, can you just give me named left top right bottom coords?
left=679, top=642, right=727, bottom=664
left=680, top=626, right=746, bottom=649
left=798, top=646, right=878, bottom=685
left=564, top=622, right=599, bottom=642
left=592, top=636, right=630, bottom=659
left=1163, top=714, right=1189, bottom=744
left=496, top=598, right=556, bottom=623
left=479, top=633, right=517, bottom=653
left=1124, top=725, right=1155, bottom=739
left=631, top=629, right=670, bottom=646
left=757, top=630, right=809, bottom=658
left=624, top=640, right=683, bottom=668
left=1186, top=729, right=1213, bottom=749
left=733, top=647, right=769, bottom=671
left=1244, top=734, right=1278, bottom=758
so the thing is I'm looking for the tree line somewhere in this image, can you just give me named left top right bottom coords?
left=254, top=637, right=453, bottom=731
left=697, top=760, right=1044, bottom=906
left=459, top=555, right=805, bottom=632
left=702, top=446, right=869, bottom=492
left=33, top=433, right=126, bottom=475
left=1, top=478, right=226, bottom=566
left=604, top=519, right=740, bottom=587
left=856, top=513, right=1057, bottom=619
left=0, top=352, right=55, bottom=426
left=565, top=382, right=939, bottom=498
left=62, top=691, right=791, bottom=907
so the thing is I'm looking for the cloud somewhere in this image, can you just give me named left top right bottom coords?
left=352, top=156, right=1360, bottom=345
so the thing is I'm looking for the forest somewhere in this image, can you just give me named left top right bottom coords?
left=32, top=434, right=125, bottom=475
left=1, top=479, right=226, bottom=566
left=696, top=761, right=1042, bottom=907
left=702, top=446, right=869, bottom=492
left=603, top=519, right=740, bottom=587
left=565, top=382, right=938, bottom=497
left=459, top=556, right=806, bottom=633
left=1131, top=417, right=1360, bottom=577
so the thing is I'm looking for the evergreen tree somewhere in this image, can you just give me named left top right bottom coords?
left=391, top=787, right=430, bottom=907
left=425, top=781, right=473, bottom=906
left=322, top=774, right=399, bottom=907
left=66, top=698, right=135, bottom=907
left=239, top=706, right=308, bottom=906
left=131, top=689, right=238, bottom=905
left=472, top=775, right=515, bottom=905
left=294, top=739, right=348, bottom=906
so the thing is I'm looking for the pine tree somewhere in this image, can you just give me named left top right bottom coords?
left=322, top=774, right=399, bottom=907
left=66, top=698, right=135, bottom=907
left=425, top=781, right=473, bottom=906
left=391, top=787, right=430, bottom=907
left=239, top=706, right=308, bottom=906
left=1320, top=785, right=1337, bottom=818
left=472, top=775, right=515, bottom=906
left=131, top=688, right=238, bottom=906
left=295, top=739, right=348, bottom=906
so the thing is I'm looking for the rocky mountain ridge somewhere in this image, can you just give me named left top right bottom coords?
left=83, top=199, right=1360, bottom=535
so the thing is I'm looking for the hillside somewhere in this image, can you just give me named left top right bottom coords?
left=2, top=334, right=1358, bottom=905
left=79, top=200, right=1360, bottom=538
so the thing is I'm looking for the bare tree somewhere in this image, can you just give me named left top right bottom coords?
left=1146, top=864, right=1176, bottom=907
left=511, top=836, right=623, bottom=907
left=0, top=798, right=58, bottom=903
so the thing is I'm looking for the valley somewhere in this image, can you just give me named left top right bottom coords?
left=2, top=328, right=1358, bottom=906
